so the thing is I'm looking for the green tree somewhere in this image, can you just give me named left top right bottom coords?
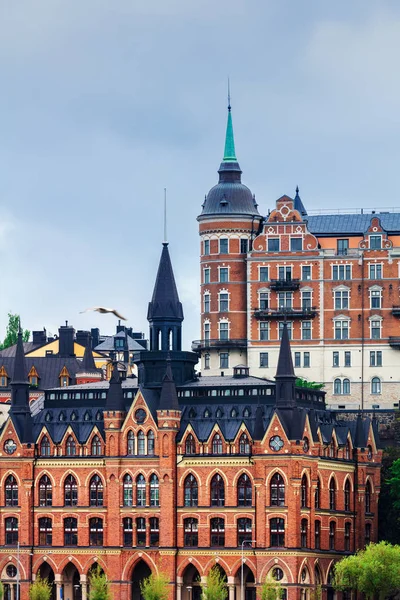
left=258, top=576, right=283, bottom=600
left=30, top=575, right=52, bottom=600
left=334, top=541, right=400, bottom=600
left=201, top=566, right=227, bottom=600
left=388, top=457, right=400, bottom=510
left=295, top=377, right=324, bottom=390
left=0, top=313, right=30, bottom=350
left=140, top=572, right=169, bottom=600
left=89, top=567, right=112, bottom=600
left=378, top=445, right=400, bottom=544
left=0, top=580, right=4, bottom=600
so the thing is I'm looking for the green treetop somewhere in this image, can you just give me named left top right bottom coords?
left=0, top=313, right=30, bottom=350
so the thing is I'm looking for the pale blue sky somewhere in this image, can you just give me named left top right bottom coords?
left=1, top=0, right=400, bottom=348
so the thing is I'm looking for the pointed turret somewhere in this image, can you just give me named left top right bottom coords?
left=253, top=403, right=265, bottom=440
left=10, top=326, right=34, bottom=443
left=159, top=357, right=179, bottom=411
left=106, top=362, right=125, bottom=412
left=223, top=103, right=237, bottom=162
left=294, top=186, right=307, bottom=217
left=148, top=243, right=183, bottom=351
left=275, top=322, right=296, bottom=408
left=82, top=343, right=97, bottom=373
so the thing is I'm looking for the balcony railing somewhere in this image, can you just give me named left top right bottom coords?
left=191, top=339, right=247, bottom=352
left=392, top=306, right=400, bottom=316
left=270, top=278, right=300, bottom=291
left=254, top=306, right=318, bottom=319
left=389, top=336, right=400, bottom=348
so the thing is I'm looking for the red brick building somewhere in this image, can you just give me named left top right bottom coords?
left=0, top=242, right=381, bottom=600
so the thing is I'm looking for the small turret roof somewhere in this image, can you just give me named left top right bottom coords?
left=147, top=243, right=183, bottom=321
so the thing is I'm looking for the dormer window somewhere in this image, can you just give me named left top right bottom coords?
left=370, top=235, right=381, bottom=250
left=45, top=412, right=52, bottom=422
left=28, top=366, right=39, bottom=387
left=59, top=412, right=66, bottom=422
left=59, top=366, right=71, bottom=387
left=243, top=407, right=251, bottom=418
left=0, top=366, right=9, bottom=387
left=96, top=411, right=102, bottom=421
left=204, top=409, right=211, bottom=418
left=115, top=338, right=124, bottom=349
left=233, top=365, right=250, bottom=379
left=84, top=411, right=91, bottom=421
left=71, top=412, right=77, bottom=421
left=216, top=408, right=223, bottom=419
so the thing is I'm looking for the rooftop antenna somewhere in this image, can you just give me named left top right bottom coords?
left=163, top=187, right=168, bottom=244
left=228, top=77, right=231, bottom=111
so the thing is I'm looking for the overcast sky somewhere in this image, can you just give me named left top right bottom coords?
left=1, top=0, right=400, bottom=349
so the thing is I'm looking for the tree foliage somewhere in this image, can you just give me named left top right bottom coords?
left=258, top=576, right=283, bottom=600
left=0, top=313, right=30, bottom=350
left=140, top=572, right=169, bottom=600
left=378, top=445, right=400, bottom=544
left=295, top=377, right=324, bottom=390
left=30, top=575, right=52, bottom=600
left=334, top=541, right=400, bottom=600
left=0, top=580, right=4, bottom=600
left=201, top=566, right=227, bottom=600
left=388, top=456, right=400, bottom=510
left=89, top=567, right=112, bottom=600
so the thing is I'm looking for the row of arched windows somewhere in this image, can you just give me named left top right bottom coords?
left=184, top=432, right=251, bottom=455
left=127, top=430, right=155, bottom=456
left=334, top=377, right=382, bottom=395
left=39, top=435, right=102, bottom=457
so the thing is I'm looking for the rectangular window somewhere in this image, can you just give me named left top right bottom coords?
left=150, top=517, right=159, bottom=546
left=337, top=239, right=349, bottom=255
left=220, top=352, right=229, bottom=369
left=204, top=240, right=210, bottom=256
left=333, top=351, right=339, bottom=367
left=302, top=265, right=311, bottom=280
left=369, top=263, right=382, bottom=279
left=237, top=518, right=252, bottom=547
left=302, top=291, right=312, bottom=309
left=335, top=320, right=349, bottom=340
left=204, top=268, right=210, bottom=284
left=334, top=290, right=349, bottom=309
left=370, top=351, right=382, bottom=367
left=259, top=266, right=269, bottom=282
left=371, top=320, right=381, bottom=339
left=260, top=322, right=269, bottom=341
left=219, top=238, right=229, bottom=254
left=204, top=353, right=210, bottom=370
left=123, top=518, right=133, bottom=547
left=315, top=521, right=321, bottom=550
left=204, top=294, right=210, bottom=313
left=219, top=322, right=229, bottom=340
left=240, top=239, right=248, bottom=254
left=219, top=293, right=229, bottom=312
left=210, top=518, right=225, bottom=547
left=184, top=519, right=198, bottom=547
left=278, top=266, right=292, bottom=281
left=204, top=322, right=210, bottom=341
left=294, top=352, right=301, bottom=368
left=303, top=352, right=310, bottom=368
left=332, top=265, right=351, bottom=280
left=268, top=238, right=280, bottom=252
left=370, top=290, right=381, bottom=309
left=290, top=238, right=302, bottom=252
left=259, top=292, right=269, bottom=310
left=279, top=322, right=292, bottom=340
left=270, top=518, right=285, bottom=547
left=136, top=518, right=146, bottom=546
left=344, top=351, right=351, bottom=367
left=302, top=321, right=312, bottom=340
left=260, top=352, right=268, bottom=368
left=370, top=235, right=382, bottom=250
left=278, top=292, right=292, bottom=309
left=219, top=268, right=229, bottom=283
left=39, top=518, right=52, bottom=546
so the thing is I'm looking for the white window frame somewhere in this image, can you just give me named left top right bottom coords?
left=278, top=321, right=293, bottom=340
left=333, top=316, right=350, bottom=340
left=301, top=288, right=313, bottom=309
left=218, top=290, right=229, bottom=313
left=218, top=266, right=229, bottom=283
left=204, top=238, right=210, bottom=256
left=301, top=321, right=312, bottom=340
left=219, top=237, right=229, bottom=254
left=278, top=292, right=293, bottom=309
left=369, top=287, right=382, bottom=310
left=259, top=322, right=269, bottom=341
left=218, top=320, right=230, bottom=341
left=370, top=350, right=382, bottom=367
left=333, top=286, right=350, bottom=310
left=369, top=263, right=383, bottom=279
left=258, top=289, right=269, bottom=310
left=259, top=265, right=269, bottom=282
left=278, top=265, right=293, bottom=280
left=203, top=267, right=210, bottom=284
left=369, top=235, right=382, bottom=250
left=371, top=377, right=381, bottom=395
left=203, top=292, right=210, bottom=314
left=259, top=352, right=269, bottom=368
left=203, top=321, right=210, bottom=341
left=369, top=316, right=382, bottom=340
left=332, top=264, right=352, bottom=281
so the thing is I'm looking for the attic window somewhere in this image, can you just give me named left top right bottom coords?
left=71, top=412, right=77, bottom=421
left=45, top=412, right=52, bottom=422
left=0, top=376, right=7, bottom=387
left=29, top=376, right=38, bottom=386
left=60, top=376, right=69, bottom=387
left=115, top=338, right=124, bottom=349
left=231, top=408, right=238, bottom=418
left=188, top=408, right=196, bottom=419
left=204, top=409, right=211, bottom=418
left=59, top=412, right=66, bottom=422
left=96, top=411, right=102, bottom=421
left=216, top=408, right=223, bottom=419
left=84, top=411, right=91, bottom=421
left=243, top=407, right=251, bottom=418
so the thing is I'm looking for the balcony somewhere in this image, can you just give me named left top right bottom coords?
left=389, top=337, right=400, bottom=348
left=191, top=339, right=247, bottom=352
left=392, top=306, right=400, bottom=317
left=270, top=278, right=300, bottom=291
left=254, top=306, right=318, bottom=319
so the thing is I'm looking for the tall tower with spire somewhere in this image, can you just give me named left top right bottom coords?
left=194, top=99, right=262, bottom=374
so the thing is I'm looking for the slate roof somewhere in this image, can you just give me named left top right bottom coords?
left=33, top=406, right=105, bottom=443
left=305, top=212, right=400, bottom=234
left=94, top=331, right=145, bottom=352
left=182, top=375, right=274, bottom=388
left=0, top=342, right=42, bottom=357
left=0, top=357, right=85, bottom=390
left=147, top=243, right=184, bottom=321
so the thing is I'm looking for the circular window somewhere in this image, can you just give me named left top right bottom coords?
left=4, top=440, right=17, bottom=455
left=269, top=436, right=284, bottom=452
left=135, top=409, right=146, bottom=424
left=303, top=437, right=309, bottom=453
left=272, top=568, right=283, bottom=581
left=6, top=565, right=17, bottom=578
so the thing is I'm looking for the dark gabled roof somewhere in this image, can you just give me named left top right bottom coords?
left=0, top=341, right=42, bottom=357
left=147, top=243, right=183, bottom=321
left=95, top=331, right=145, bottom=352
left=33, top=407, right=105, bottom=444
left=305, top=212, right=400, bottom=235
left=80, top=344, right=100, bottom=373
left=0, top=356, right=85, bottom=390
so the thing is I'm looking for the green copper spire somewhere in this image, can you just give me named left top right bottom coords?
left=223, top=90, right=237, bottom=162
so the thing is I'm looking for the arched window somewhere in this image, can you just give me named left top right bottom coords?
left=5, top=517, right=18, bottom=545
left=301, top=475, right=308, bottom=508
left=334, top=378, right=342, bottom=394
left=39, top=475, right=52, bottom=506
left=345, top=440, right=351, bottom=460
left=123, top=474, right=133, bottom=507
left=127, top=431, right=134, bottom=455
left=136, top=474, right=146, bottom=506
left=237, top=474, right=252, bottom=506
left=147, top=431, right=155, bottom=456
left=365, top=481, right=372, bottom=513
left=239, top=433, right=250, bottom=454
left=150, top=517, right=159, bottom=546
left=371, top=377, right=381, bottom=394
left=89, top=475, right=103, bottom=507
left=185, top=434, right=196, bottom=455
left=270, top=518, right=285, bottom=547
left=211, top=474, right=225, bottom=506
left=66, top=435, right=76, bottom=456
left=329, top=440, right=336, bottom=458
left=136, top=517, right=146, bottom=546
left=40, top=436, right=51, bottom=457
left=345, top=522, right=351, bottom=551
left=89, top=517, right=103, bottom=546
left=210, top=518, right=225, bottom=547
left=184, top=474, right=198, bottom=507
left=344, top=480, right=351, bottom=511
left=91, top=435, right=102, bottom=456
left=39, top=517, right=52, bottom=546
left=150, top=474, right=159, bottom=507
left=329, top=521, right=336, bottom=550
left=314, top=520, right=321, bottom=549
left=343, top=378, right=350, bottom=394
left=123, top=517, right=133, bottom=546
left=329, top=479, right=336, bottom=510
left=212, top=433, right=223, bottom=454
left=300, top=519, right=308, bottom=548
left=5, top=475, right=18, bottom=507
left=64, top=517, right=77, bottom=546
left=365, top=523, right=371, bottom=545
left=315, top=478, right=321, bottom=509
left=184, top=518, right=198, bottom=547
left=270, top=473, right=285, bottom=506
left=64, top=475, right=78, bottom=506
left=237, top=518, right=252, bottom=546
left=137, top=431, right=145, bottom=455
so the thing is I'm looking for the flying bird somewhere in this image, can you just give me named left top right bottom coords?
left=80, top=307, right=127, bottom=320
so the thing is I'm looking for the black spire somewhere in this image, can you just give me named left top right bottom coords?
left=147, top=243, right=183, bottom=351
left=253, top=403, right=265, bottom=440
left=159, top=357, right=179, bottom=411
left=82, top=343, right=97, bottom=372
left=10, top=327, right=33, bottom=443
left=106, top=362, right=125, bottom=412
left=275, top=322, right=296, bottom=408
left=294, top=186, right=307, bottom=217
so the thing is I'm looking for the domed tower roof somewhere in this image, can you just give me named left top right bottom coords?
left=199, top=102, right=260, bottom=218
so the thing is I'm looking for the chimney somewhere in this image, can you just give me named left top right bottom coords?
left=58, top=322, right=75, bottom=357
left=32, top=329, right=47, bottom=346
left=91, top=328, right=100, bottom=349
left=76, top=330, right=91, bottom=348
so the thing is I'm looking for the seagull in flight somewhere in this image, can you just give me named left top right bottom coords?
left=80, top=307, right=127, bottom=320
